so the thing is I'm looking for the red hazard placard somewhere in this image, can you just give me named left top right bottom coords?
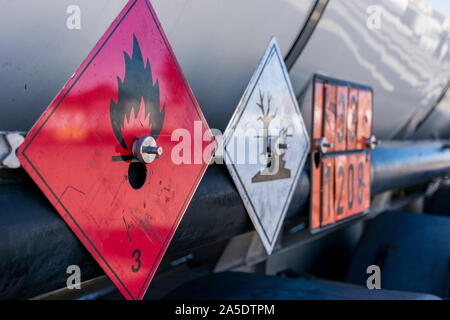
left=310, top=75, right=372, bottom=232
left=18, top=0, right=214, bottom=300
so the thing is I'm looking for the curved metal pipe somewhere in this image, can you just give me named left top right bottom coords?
left=371, top=141, right=450, bottom=195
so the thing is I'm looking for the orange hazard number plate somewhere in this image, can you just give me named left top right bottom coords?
left=310, top=75, right=372, bottom=231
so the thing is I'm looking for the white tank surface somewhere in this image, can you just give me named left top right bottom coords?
left=152, top=0, right=314, bottom=131
left=0, top=0, right=128, bottom=130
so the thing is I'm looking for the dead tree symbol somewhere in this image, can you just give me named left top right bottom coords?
left=256, top=90, right=276, bottom=163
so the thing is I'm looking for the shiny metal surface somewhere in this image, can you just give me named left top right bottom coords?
left=371, top=140, right=450, bottom=194
left=412, top=86, right=450, bottom=138
left=285, top=0, right=330, bottom=70
left=152, top=0, right=315, bottom=131
left=0, top=0, right=128, bottom=131
left=0, top=132, right=25, bottom=169
left=132, top=136, right=162, bottom=164
left=290, top=0, right=450, bottom=139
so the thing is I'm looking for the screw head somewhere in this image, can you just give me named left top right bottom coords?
left=366, top=136, right=378, bottom=150
left=316, top=137, right=332, bottom=155
left=132, top=136, right=162, bottom=164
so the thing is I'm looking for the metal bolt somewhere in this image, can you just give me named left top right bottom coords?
left=132, top=136, right=162, bottom=164
left=142, top=145, right=163, bottom=156
left=316, top=137, right=332, bottom=155
left=0, top=132, right=25, bottom=169
left=366, top=135, right=378, bottom=150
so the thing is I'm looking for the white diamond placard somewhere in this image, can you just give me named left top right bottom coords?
left=223, top=37, right=310, bottom=254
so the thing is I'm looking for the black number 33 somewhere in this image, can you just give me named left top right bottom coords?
left=131, top=249, right=141, bottom=273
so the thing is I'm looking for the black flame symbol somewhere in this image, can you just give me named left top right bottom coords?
left=110, top=34, right=165, bottom=150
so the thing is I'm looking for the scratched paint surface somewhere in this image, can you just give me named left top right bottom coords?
left=17, top=0, right=214, bottom=300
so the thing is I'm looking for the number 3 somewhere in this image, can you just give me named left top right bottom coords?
left=131, top=249, right=141, bottom=273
